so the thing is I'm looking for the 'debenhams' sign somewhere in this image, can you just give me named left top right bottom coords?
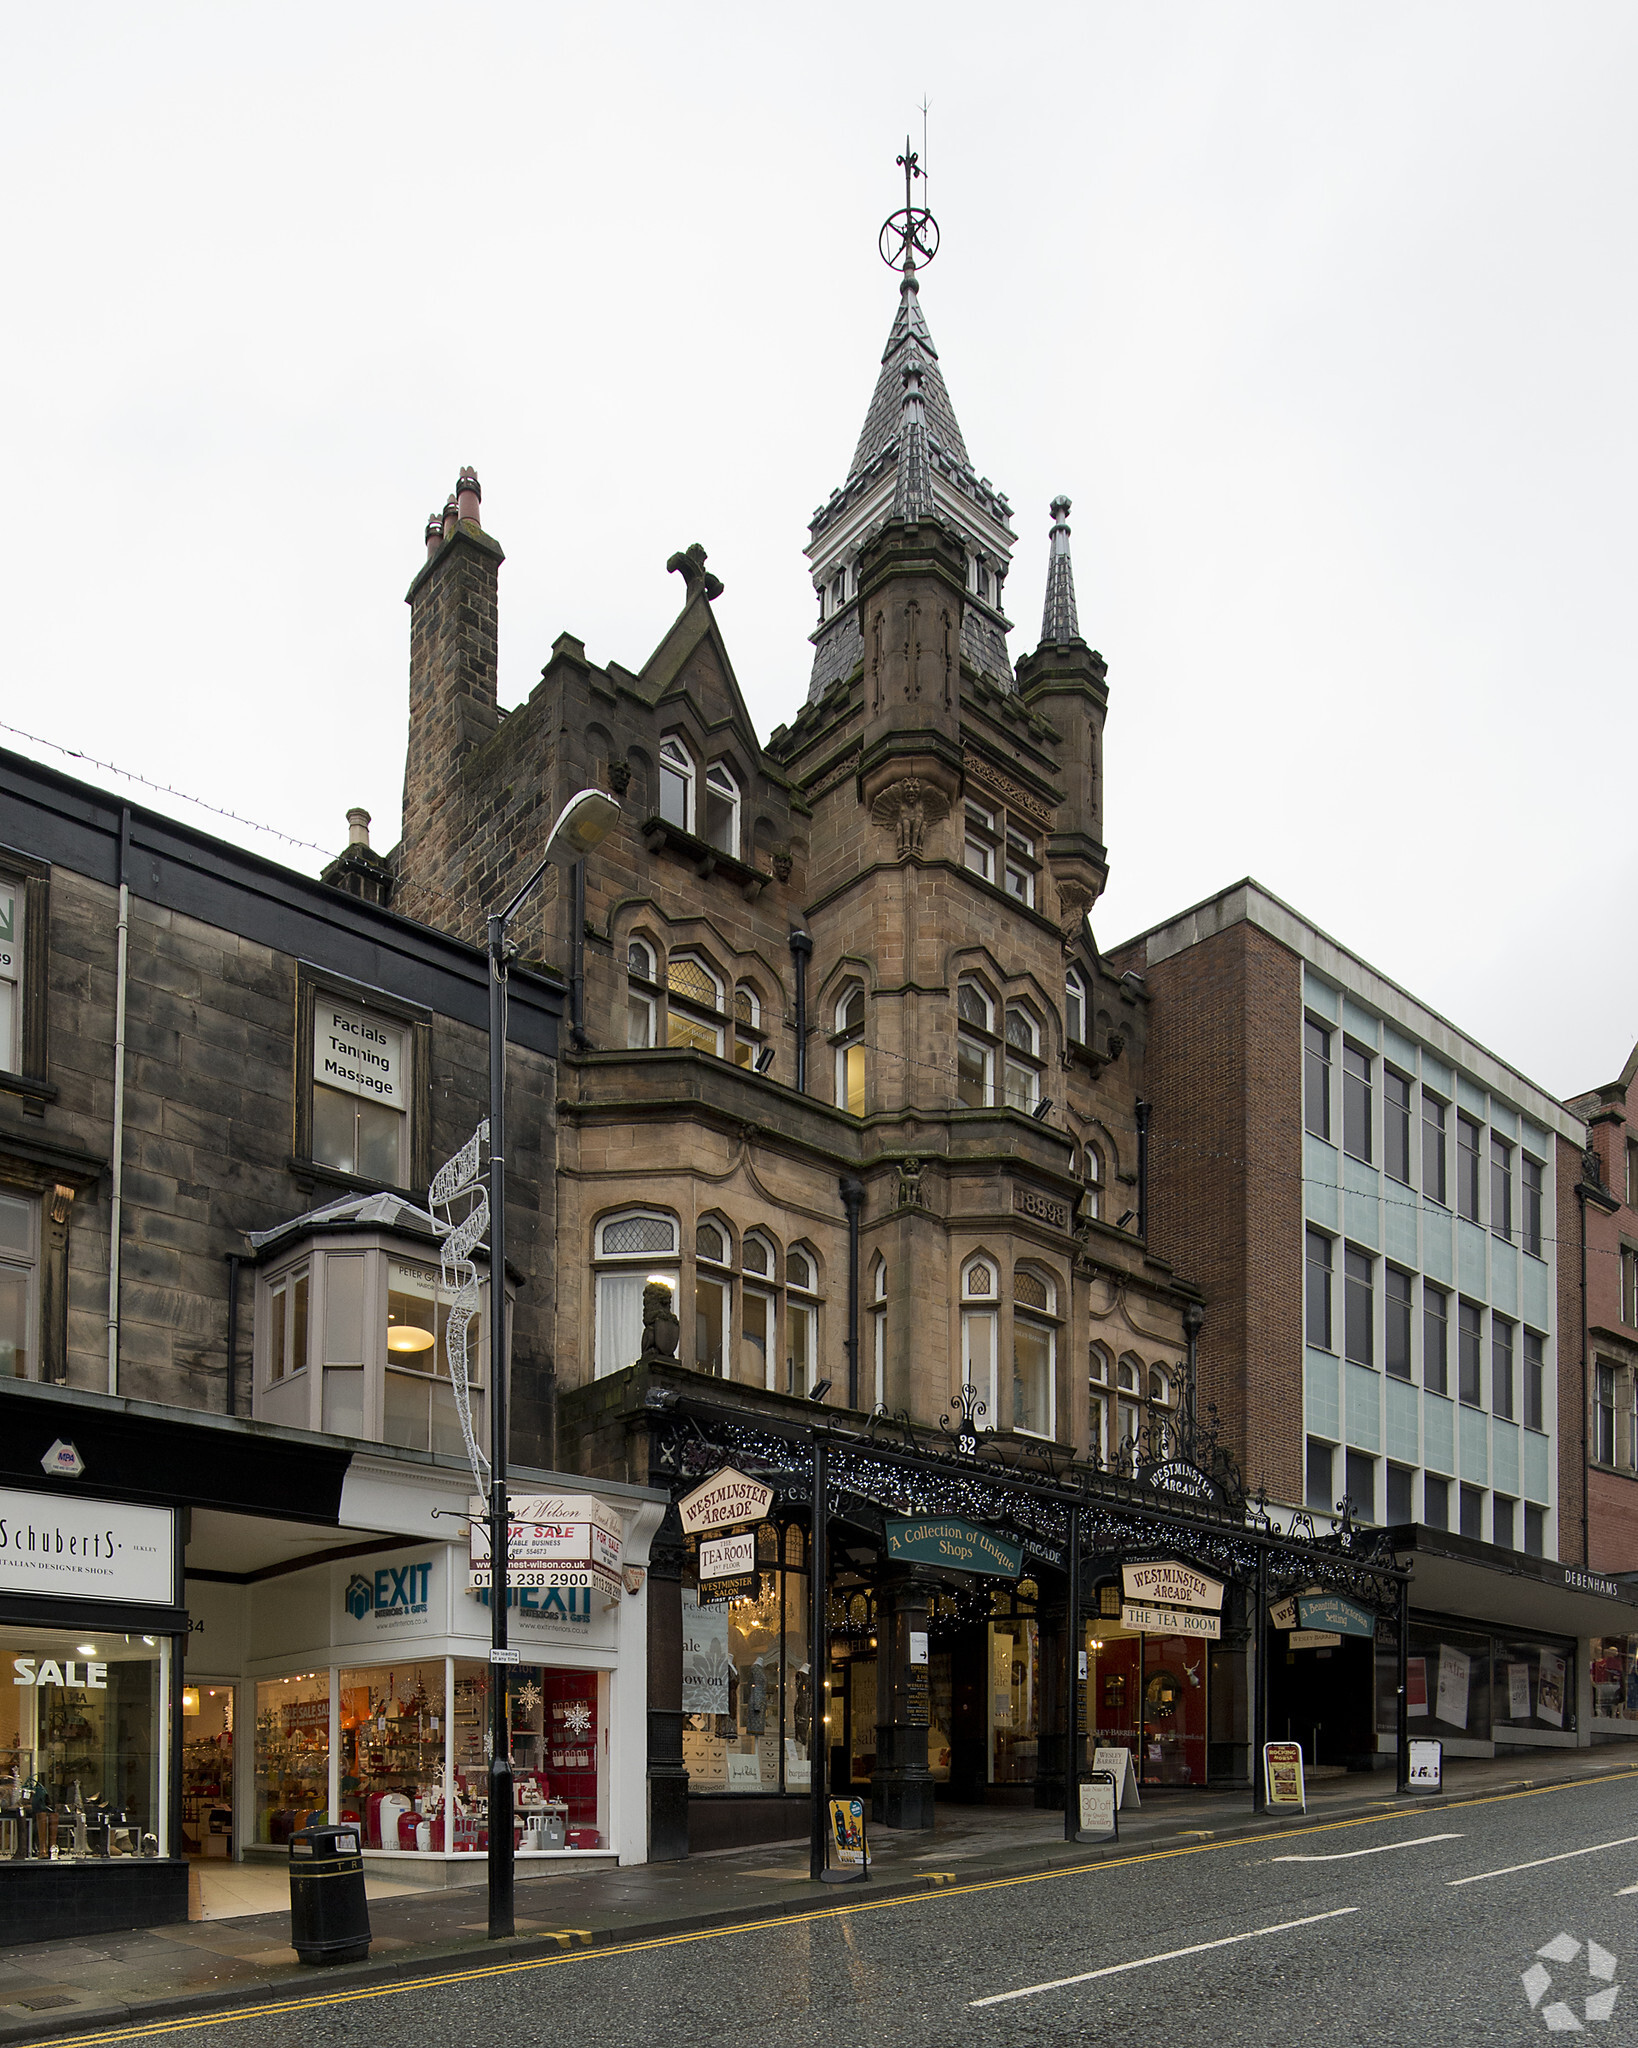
left=1121, top=1560, right=1225, bottom=1613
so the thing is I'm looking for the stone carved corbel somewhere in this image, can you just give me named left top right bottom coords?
left=869, top=779, right=950, bottom=860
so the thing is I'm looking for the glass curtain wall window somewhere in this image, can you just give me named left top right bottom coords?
left=594, top=1210, right=678, bottom=1378
left=1344, top=1248, right=1374, bottom=1366
left=961, top=1260, right=998, bottom=1405
left=956, top=980, right=996, bottom=1107
left=1459, top=1301, right=1484, bottom=1407
left=1457, top=1115, right=1482, bottom=1223
left=785, top=1249, right=820, bottom=1395
left=1065, top=970, right=1087, bottom=1047
left=1424, top=1284, right=1450, bottom=1396
left=1342, top=1044, right=1373, bottom=1163
left=626, top=940, right=658, bottom=1049
left=1002, top=1004, right=1043, bottom=1112
left=1491, top=1137, right=1514, bottom=1243
left=667, top=954, right=725, bottom=1056
left=1384, top=1071, right=1412, bottom=1184
left=1423, top=1095, right=1448, bottom=1205
left=702, top=762, right=740, bottom=856
left=1306, top=1229, right=1333, bottom=1349
left=1304, top=1022, right=1331, bottom=1140
left=1011, top=1269, right=1057, bottom=1438
left=659, top=737, right=695, bottom=831
left=1089, top=1346, right=1110, bottom=1462
left=1492, top=1318, right=1515, bottom=1422
left=695, top=1221, right=731, bottom=1376
left=1306, top=1438, right=1335, bottom=1513
left=740, top=1233, right=776, bottom=1387
left=1385, top=1267, right=1413, bottom=1380
left=1524, top=1329, right=1545, bottom=1432
left=1345, top=1449, right=1377, bottom=1523
left=1522, top=1158, right=1544, bottom=1258
left=834, top=985, right=866, bottom=1114
left=0, top=1189, right=38, bottom=1380
left=732, top=985, right=763, bottom=1070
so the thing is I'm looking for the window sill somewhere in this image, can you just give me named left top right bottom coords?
left=286, top=1156, right=423, bottom=1206
left=640, top=816, right=771, bottom=898
left=0, top=1068, right=57, bottom=1117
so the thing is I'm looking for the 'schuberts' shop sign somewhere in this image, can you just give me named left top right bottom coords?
left=0, top=1487, right=175, bottom=1605
left=1121, top=1561, right=1225, bottom=1614
left=678, top=1469, right=774, bottom=1536
left=314, top=1003, right=404, bottom=1107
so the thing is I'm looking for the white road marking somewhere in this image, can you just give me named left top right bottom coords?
left=1448, top=1834, right=1638, bottom=1887
left=969, top=1908, right=1361, bottom=2007
left=1273, top=1833, right=1462, bottom=1863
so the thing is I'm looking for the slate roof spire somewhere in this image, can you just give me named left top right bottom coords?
left=1040, top=496, right=1080, bottom=644
left=890, top=357, right=934, bottom=523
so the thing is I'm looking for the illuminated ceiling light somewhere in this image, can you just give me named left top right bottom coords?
left=387, top=1324, right=436, bottom=1353
left=77, top=1643, right=96, bottom=1655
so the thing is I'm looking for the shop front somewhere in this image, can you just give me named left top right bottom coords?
left=0, top=1482, right=188, bottom=1941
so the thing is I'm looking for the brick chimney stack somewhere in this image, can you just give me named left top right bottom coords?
left=394, top=469, right=505, bottom=940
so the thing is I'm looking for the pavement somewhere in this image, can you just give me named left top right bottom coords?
left=3, top=1741, right=1638, bottom=2044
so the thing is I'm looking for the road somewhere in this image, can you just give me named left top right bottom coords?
left=44, top=1774, right=1638, bottom=2047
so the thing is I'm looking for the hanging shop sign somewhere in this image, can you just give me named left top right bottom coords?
left=697, top=1532, right=759, bottom=1602
left=1263, top=1741, right=1306, bottom=1811
left=1269, top=1596, right=1299, bottom=1631
left=678, top=1468, right=775, bottom=1536
left=1290, top=1630, right=1342, bottom=1650
left=1296, top=1592, right=1375, bottom=1639
left=1121, top=1561, right=1224, bottom=1613
left=884, top=1517, right=1023, bottom=1579
left=1146, top=1461, right=1222, bottom=1506
left=1120, top=1601, right=1221, bottom=1640
left=468, top=1501, right=622, bottom=1593
left=0, top=1486, right=175, bottom=1605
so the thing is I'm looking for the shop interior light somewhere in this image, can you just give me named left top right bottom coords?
left=77, top=1643, right=96, bottom=1655
left=387, top=1322, right=437, bottom=1352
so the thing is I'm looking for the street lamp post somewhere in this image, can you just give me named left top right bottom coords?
left=483, top=787, right=620, bottom=1941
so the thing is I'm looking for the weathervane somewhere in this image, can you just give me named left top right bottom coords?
left=879, top=133, right=939, bottom=274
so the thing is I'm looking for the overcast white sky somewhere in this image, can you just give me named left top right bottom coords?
left=2, top=4, right=1633, bottom=1098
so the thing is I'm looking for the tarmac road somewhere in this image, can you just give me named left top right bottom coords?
left=33, top=1773, right=1638, bottom=2048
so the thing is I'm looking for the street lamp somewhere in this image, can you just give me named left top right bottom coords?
left=485, top=787, right=620, bottom=1940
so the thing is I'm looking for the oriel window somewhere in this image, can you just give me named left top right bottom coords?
left=956, top=979, right=996, bottom=1108
left=626, top=940, right=658, bottom=1049
left=666, top=954, right=725, bottom=1057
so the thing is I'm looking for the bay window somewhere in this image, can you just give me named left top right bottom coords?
left=1065, top=968, right=1087, bottom=1047
left=593, top=1209, right=678, bottom=1379
left=834, top=984, right=866, bottom=1114
left=956, top=979, right=996, bottom=1107
left=695, top=1219, right=731, bottom=1376
left=740, top=1232, right=776, bottom=1386
left=785, top=1246, right=820, bottom=1396
left=1088, top=1345, right=1111, bottom=1462
left=626, top=940, right=658, bottom=1049
left=1011, top=1268, right=1057, bottom=1438
left=960, top=1258, right=998, bottom=1409
left=667, top=954, right=725, bottom=1056
left=870, top=1254, right=887, bottom=1410
left=1003, top=1003, right=1042, bottom=1112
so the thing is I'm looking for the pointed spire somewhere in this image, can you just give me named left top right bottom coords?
left=850, top=270, right=971, bottom=477
left=1040, top=496, right=1079, bottom=645
left=891, top=358, right=933, bottom=523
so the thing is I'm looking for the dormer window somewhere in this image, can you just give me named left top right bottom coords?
left=659, top=738, right=695, bottom=832
left=703, top=762, right=740, bottom=857
left=976, top=562, right=991, bottom=602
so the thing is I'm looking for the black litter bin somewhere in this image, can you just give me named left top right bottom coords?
left=288, top=1822, right=371, bottom=1965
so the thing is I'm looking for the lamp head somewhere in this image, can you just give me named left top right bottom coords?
left=808, top=1380, right=832, bottom=1404
left=544, top=788, right=622, bottom=864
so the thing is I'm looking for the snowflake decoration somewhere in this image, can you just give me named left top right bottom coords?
left=560, top=1700, right=592, bottom=1737
left=513, top=1681, right=542, bottom=1717
left=1523, top=1933, right=1621, bottom=2031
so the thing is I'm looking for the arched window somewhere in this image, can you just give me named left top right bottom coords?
left=1066, top=968, right=1087, bottom=1046
left=960, top=1256, right=999, bottom=1409
left=694, top=1218, right=732, bottom=1376
left=956, top=979, right=996, bottom=1108
left=1082, top=1143, right=1102, bottom=1222
left=732, top=983, right=763, bottom=1070
left=1149, top=1364, right=1175, bottom=1457
left=741, top=1231, right=776, bottom=1386
left=1089, top=1343, right=1111, bottom=1462
left=786, top=1246, right=820, bottom=1397
left=666, top=953, right=724, bottom=1057
left=659, top=737, right=695, bottom=832
left=1012, top=1267, right=1057, bottom=1438
left=1003, top=1003, right=1042, bottom=1112
left=594, top=1210, right=678, bottom=1379
left=626, top=939, right=657, bottom=1050
left=834, top=983, right=866, bottom=1116
left=1116, top=1354, right=1143, bottom=1452
left=869, top=1254, right=887, bottom=1411
left=703, top=761, right=740, bottom=857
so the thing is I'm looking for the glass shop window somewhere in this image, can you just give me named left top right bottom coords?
left=1405, top=1625, right=1492, bottom=1745
left=1590, top=1636, right=1638, bottom=1725
left=342, top=1663, right=445, bottom=1849
left=990, top=1610, right=1041, bottom=1785
left=680, top=1544, right=811, bottom=1797
left=254, top=1671, right=330, bottom=1845
left=1, top=1627, right=168, bottom=1857
left=383, top=1259, right=482, bottom=1456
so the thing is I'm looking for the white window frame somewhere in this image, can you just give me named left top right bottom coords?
left=1116, top=1354, right=1143, bottom=1454
left=666, top=953, right=725, bottom=1058
left=956, top=978, right=996, bottom=1108
left=626, top=939, right=657, bottom=1050
left=963, top=803, right=997, bottom=882
left=1088, top=1343, right=1111, bottom=1463
left=1065, top=968, right=1087, bottom=1047
left=1003, top=1003, right=1042, bottom=1112
left=960, top=1255, right=999, bottom=1415
left=741, top=1231, right=777, bottom=1388
left=0, top=1189, right=40, bottom=1383
left=702, top=761, right=740, bottom=857
left=0, top=875, right=24, bottom=1075
left=785, top=1245, right=820, bottom=1396
left=310, top=998, right=413, bottom=1187
left=659, top=737, right=695, bottom=832
left=835, top=983, right=866, bottom=1116
left=594, top=1208, right=679, bottom=1380
left=1011, top=1267, right=1057, bottom=1439
left=731, top=983, right=764, bottom=1069
left=1083, top=1144, right=1102, bottom=1221
left=870, top=1254, right=887, bottom=1411
left=1003, top=827, right=1037, bottom=907
left=694, top=1218, right=732, bottom=1378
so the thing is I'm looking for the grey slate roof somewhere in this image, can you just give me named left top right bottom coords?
left=851, top=272, right=970, bottom=478
left=1040, top=496, right=1080, bottom=644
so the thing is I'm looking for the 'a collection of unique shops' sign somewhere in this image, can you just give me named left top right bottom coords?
left=468, top=1493, right=623, bottom=1595
left=885, top=1517, right=1024, bottom=1579
left=1120, top=1560, right=1224, bottom=1640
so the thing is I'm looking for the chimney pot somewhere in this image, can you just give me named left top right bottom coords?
left=346, top=808, right=372, bottom=849
left=456, top=466, right=482, bottom=525
left=424, top=512, right=443, bottom=559
left=442, top=495, right=458, bottom=542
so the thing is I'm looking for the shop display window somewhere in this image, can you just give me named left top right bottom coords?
left=1141, top=1633, right=1207, bottom=1784
left=681, top=1528, right=811, bottom=1794
left=1591, top=1636, right=1638, bottom=1723
left=1403, top=1625, right=1492, bottom=1743
left=181, top=1683, right=234, bottom=1857
left=990, top=1617, right=1041, bottom=1784
left=1490, top=1635, right=1576, bottom=1734
left=341, top=1663, right=445, bottom=1848
left=254, top=1671, right=329, bottom=1844
left=1, top=1626, right=168, bottom=1857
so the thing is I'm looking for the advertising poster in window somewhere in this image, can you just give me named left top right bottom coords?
left=680, top=1590, right=730, bottom=1713
left=1406, top=1657, right=1428, bottom=1717
left=1537, top=1652, right=1566, bottom=1729
left=1435, top=1646, right=1471, bottom=1730
left=1507, top=1662, right=1532, bottom=1721
left=313, top=1003, right=404, bottom=1108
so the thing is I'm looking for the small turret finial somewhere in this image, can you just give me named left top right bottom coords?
left=1040, top=496, right=1080, bottom=645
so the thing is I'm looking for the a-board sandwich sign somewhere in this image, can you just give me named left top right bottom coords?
left=1263, top=1740, right=1306, bottom=1811
left=1407, top=1738, right=1443, bottom=1791
left=1077, top=1770, right=1119, bottom=1841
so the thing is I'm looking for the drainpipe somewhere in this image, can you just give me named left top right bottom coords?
left=790, top=931, right=813, bottom=1093
left=106, top=808, right=131, bottom=1396
left=224, top=1254, right=241, bottom=1417
left=1578, top=1178, right=1591, bottom=1567
left=569, top=859, right=588, bottom=1051
left=1135, top=1099, right=1152, bottom=1242
left=1182, top=1299, right=1204, bottom=1446
left=840, top=1177, right=864, bottom=1410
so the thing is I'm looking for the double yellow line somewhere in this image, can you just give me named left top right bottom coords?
left=36, top=1769, right=1638, bottom=2047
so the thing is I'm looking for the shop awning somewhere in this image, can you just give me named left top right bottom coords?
left=1393, top=1524, right=1638, bottom=1639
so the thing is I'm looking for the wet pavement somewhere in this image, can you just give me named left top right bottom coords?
left=3, top=1742, right=1637, bottom=2043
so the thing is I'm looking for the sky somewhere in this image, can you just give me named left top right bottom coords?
left=1, top=3, right=1633, bottom=1099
